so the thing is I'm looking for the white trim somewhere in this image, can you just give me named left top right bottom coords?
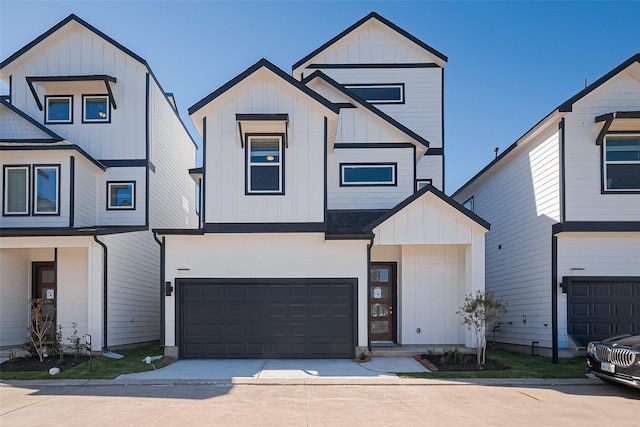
left=247, top=135, right=283, bottom=194
left=603, top=134, right=640, bottom=192
left=107, top=182, right=135, bottom=210
left=83, top=95, right=110, bottom=122
left=3, top=165, right=29, bottom=215
left=45, top=96, right=72, bottom=124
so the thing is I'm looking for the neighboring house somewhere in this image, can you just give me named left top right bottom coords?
left=453, top=54, right=640, bottom=359
left=157, top=13, right=489, bottom=359
left=0, top=15, right=198, bottom=352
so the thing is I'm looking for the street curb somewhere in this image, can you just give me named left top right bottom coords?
left=0, top=377, right=602, bottom=387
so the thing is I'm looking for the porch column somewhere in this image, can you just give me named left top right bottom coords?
left=87, top=242, right=104, bottom=351
left=464, top=231, right=486, bottom=347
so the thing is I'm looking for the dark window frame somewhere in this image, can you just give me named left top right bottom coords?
left=32, top=164, right=61, bottom=216
left=106, top=181, right=136, bottom=210
left=415, top=179, right=432, bottom=192
left=340, top=162, right=398, bottom=187
left=44, top=95, right=73, bottom=124
left=462, top=196, right=474, bottom=212
left=602, top=133, right=640, bottom=194
left=244, top=133, right=285, bottom=196
left=344, top=83, right=405, bottom=104
left=3, top=164, right=31, bottom=216
left=82, top=94, right=111, bottom=123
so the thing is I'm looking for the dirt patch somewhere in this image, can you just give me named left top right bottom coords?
left=415, top=353, right=508, bottom=372
left=0, top=355, right=89, bottom=372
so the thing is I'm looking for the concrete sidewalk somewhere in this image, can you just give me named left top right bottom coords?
left=116, top=357, right=428, bottom=380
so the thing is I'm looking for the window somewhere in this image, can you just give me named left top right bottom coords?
left=83, top=95, right=110, bottom=123
left=340, top=163, right=397, bottom=186
left=107, top=182, right=135, bottom=209
left=462, top=197, right=474, bottom=212
left=3, top=166, right=29, bottom=215
left=604, top=135, right=640, bottom=192
left=416, top=179, right=432, bottom=191
left=45, top=96, right=72, bottom=124
left=33, top=165, right=59, bottom=215
left=344, top=84, right=404, bottom=104
left=246, top=135, right=284, bottom=194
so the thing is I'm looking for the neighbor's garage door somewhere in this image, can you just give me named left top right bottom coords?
left=567, top=277, right=640, bottom=346
left=178, top=279, right=356, bottom=359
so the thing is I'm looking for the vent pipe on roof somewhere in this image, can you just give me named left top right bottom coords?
left=493, top=147, right=499, bottom=159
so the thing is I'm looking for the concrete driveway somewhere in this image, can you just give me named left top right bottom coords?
left=117, top=357, right=428, bottom=380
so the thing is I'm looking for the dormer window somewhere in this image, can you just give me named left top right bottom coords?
left=83, top=95, right=110, bottom=123
left=246, top=135, right=284, bottom=195
left=45, top=96, right=72, bottom=124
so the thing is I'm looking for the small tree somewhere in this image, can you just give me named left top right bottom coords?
left=27, top=298, right=55, bottom=362
left=457, top=290, right=507, bottom=366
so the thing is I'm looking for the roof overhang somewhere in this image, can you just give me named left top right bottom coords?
left=236, top=113, right=289, bottom=148
left=595, top=111, right=640, bottom=145
left=26, top=75, right=117, bottom=111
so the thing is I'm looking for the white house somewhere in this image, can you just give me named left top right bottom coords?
left=156, top=13, right=489, bottom=359
left=452, top=54, right=640, bottom=359
left=0, top=15, right=198, bottom=352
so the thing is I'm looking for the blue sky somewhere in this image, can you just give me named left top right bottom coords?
left=1, top=1, right=639, bottom=193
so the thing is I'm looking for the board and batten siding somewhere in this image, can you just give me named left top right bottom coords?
left=319, top=67, right=443, bottom=147
left=563, top=71, right=640, bottom=222
left=163, top=233, right=369, bottom=347
left=202, top=70, right=326, bottom=224
left=400, top=245, right=467, bottom=345
left=103, top=231, right=160, bottom=346
left=7, top=22, right=147, bottom=160
left=56, top=247, right=89, bottom=346
left=0, top=248, right=30, bottom=346
left=0, top=151, right=71, bottom=228
left=328, top=146, right=414, bottom=209
left=293, top=19, right=442, bottom=78
left=148, top=78, right=197, bottom=229
left=455, top=125, right=561, bottom=348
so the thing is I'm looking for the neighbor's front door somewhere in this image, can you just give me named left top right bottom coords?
left=369, top=263, right=396, bottom=341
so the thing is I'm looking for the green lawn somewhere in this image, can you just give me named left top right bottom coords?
left=0, top=342, right=173, bottom=380
left=398, top=349, right=587, bottom=379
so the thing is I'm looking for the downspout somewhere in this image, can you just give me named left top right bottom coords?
left=551, top=234, right=559, bottom=364
left=153, top=232, right=165, bottom=346
left=93, top=235, right=108, bottom=351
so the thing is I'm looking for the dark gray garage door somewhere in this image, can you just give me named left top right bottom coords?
left=178, top=279, right=356, bottom=359
left=566, top=277, right=640, bottom=346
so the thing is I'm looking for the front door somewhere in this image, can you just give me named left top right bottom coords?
left=369, top=263, right=396, bottom=342
left=32, top=262, right=56, bottom=338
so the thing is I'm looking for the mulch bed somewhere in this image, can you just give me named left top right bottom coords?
left=414, top=353, right=508, bottom=371
left=0, top=355, right=90, bottom=372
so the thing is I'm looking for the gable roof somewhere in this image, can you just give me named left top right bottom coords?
left=292, top=12, right=447, bottom=72
left=188, top=58, right=341, bottom=118
left=366, top=184, right=490, bottom=231
left=452, top=53, right=640, bottom=198
left=0, top=97, right=64, bottom=142
left=302, top=70, right=430, bottom=151
left=0, top=14, right=147, bottom=72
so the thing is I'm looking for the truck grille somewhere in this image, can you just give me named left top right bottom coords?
left=595, top=345, right=636, bottom=367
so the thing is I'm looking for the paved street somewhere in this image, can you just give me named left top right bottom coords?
left=1, top=379, right=638, bottom=426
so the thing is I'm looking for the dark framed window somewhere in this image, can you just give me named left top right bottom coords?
left=603, top=135, right=640, bottom=192
left=33, top=165, right=60, bottom=215
left=45, top=95, right=72, bottom=124
left=83, top=95, right=110, bottom=123
left=3, top=165, right=30, bottom=215
left=344, top=84, right=404, bottom=104
left=462, top=197, right=474, bottom=212
left=340, top=163, right=397, bottom=186
left=107, top=181, right=135, bottom=210
left=246, top=135, right=284, bottom=194
left=416, top=179, right=432, bottom=191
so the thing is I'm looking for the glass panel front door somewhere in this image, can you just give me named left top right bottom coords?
left=369, top=263, right=395, bottom=341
